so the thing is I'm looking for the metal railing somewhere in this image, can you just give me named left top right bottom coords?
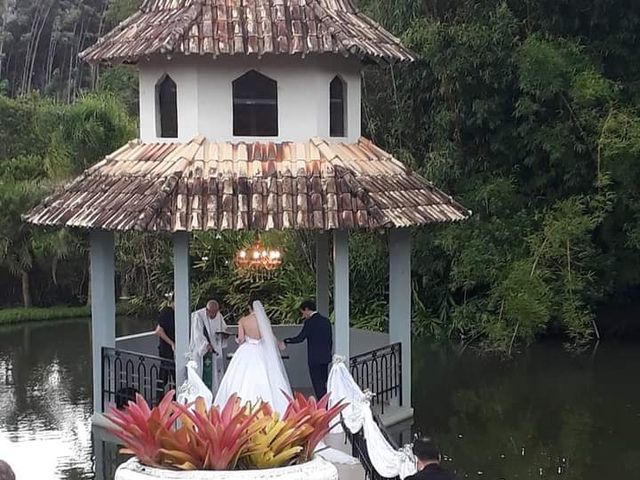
left=350, top=342, right=402, bottom=414
left=344, top=410, right=401, bottom=480
left=102, top=347, right=176, bottom=411
left=346, top=342, right=404, bottom=480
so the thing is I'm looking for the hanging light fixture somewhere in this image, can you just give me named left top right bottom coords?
left=234, top=240, right=283, bottom=273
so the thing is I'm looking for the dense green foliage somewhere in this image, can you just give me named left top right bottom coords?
left=2, top=0, right=640, bottom=352
left=357, top=0, right=640, bottom=352
left=0, top=93, right=135, bottom=308
left=0, top=304, right=132, bottom=324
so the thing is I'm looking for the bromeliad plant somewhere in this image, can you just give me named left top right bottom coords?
left=282, top=392, right=348, bottom=462
left=106, top=389, right=182, bottom=467
left=242, top=404, right=312, bottom=469
left=106, top=391, right=347, bottom=471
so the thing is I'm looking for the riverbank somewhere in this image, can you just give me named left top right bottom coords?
left=0, top=304, right=130, bottom=325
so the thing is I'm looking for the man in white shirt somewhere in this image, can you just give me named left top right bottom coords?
left=189, top=300, right=229, bottom=395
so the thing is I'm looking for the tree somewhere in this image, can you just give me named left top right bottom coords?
left=0, top=92, right=134, bottom=307
left=358, top=0, right=640, bottom=351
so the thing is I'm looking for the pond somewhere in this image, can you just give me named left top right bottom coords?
left=0, top=317, right=151, bottom=480
left=0, top=318, right=639, bottom=479
left=413, top=340, right=640, bottom=479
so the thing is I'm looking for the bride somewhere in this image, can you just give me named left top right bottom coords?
left=213, top=300, right=292, bottom=415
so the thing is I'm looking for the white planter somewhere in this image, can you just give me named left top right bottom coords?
left=115, top=457, right=339, bottom=480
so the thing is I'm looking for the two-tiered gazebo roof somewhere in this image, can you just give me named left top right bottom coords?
left=26, top=137, right=466, bottom=231
left=26, top=0, right=469, bottom=422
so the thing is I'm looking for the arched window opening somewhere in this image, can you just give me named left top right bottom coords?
left=330, top=76, right=346, bottom=137
left=157, top=75, right=178, bottom=138
left=233, top=70, right=278, bottom=137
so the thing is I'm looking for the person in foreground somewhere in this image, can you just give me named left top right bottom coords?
left=0, top=460, right=15, bottom=480
left=406, top=437, right=458, bottom=480
left=213, top=299, right=293, bottom=416
left=281, top=300, right=332, bottom=399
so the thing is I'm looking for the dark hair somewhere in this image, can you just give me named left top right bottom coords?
left=0, top=460, right=15, bottom=480
left=248, top=293, right=260, bottom=308
left=299, top=300, right=317, bottom=312
left=413, top=437, right=440, bottom=462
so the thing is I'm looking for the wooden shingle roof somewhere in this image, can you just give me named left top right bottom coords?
left=24, top=137, right=468, bottom=232
left=80, top=0, right=415, bottom=65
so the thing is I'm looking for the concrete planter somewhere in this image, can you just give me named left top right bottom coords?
left=115, top=457, right=338, bottom=480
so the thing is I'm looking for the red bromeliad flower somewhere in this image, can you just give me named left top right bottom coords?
left=106, top=390, right=348, bottom=470
left=106, top=390, right=181, bottom=468
left=282, top=392, right=347, bottom=461
left=172, top=395, right=271, bottom=470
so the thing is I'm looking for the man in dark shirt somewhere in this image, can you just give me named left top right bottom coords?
left=154, top=299, right=175, bottom=400
left=281, top=300, right=333, bottom=399
left=155, top=301, right=175, bottom=359
left=406, top=437, right=458, bottom=480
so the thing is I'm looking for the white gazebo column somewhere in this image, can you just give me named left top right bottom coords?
left=89, top=230, right=116, bottom=415
left=173, top=232, right=191, bottom=388
left=389, top=228, right=412, bottom=408
left=316, top=231, right=330, bottom=316
left=333, top=230, right=350, bottom=360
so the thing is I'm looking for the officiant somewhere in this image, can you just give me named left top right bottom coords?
left=189, top=300, right=230, bottom=394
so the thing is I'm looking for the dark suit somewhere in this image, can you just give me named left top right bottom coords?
left=406, top=464, right=458, bottom=480
left=284, top=312, right=333, bottom=398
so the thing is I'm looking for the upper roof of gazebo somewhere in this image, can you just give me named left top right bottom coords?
left=80, top=0, right=415, bottom=65
left=24, top=137, right=468, bottom=232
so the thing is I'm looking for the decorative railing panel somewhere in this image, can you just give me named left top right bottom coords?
left=344, top=411, right=401, bottom=480
left=101, top=347, right=175, bottom=411
left=350, top=343, right=402, bottom=414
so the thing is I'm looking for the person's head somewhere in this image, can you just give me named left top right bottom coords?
left=206, top=300, right=219, bottom=318
left=0, top=459, right=15, bottom=480
left=299, top=300, right=317, bottom=319
left=248, top=294, right=259, bottom=312
left=412, top=437, right=441, bottom=471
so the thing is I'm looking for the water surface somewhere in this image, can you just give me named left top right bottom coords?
left=1, top=318, right=639, bottom=479
left=0, top=317, right=150, bottom=480
left=413, top=341, right=640, bottom=478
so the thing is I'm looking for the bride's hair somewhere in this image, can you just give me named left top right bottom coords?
left=248, top=294, right=260, bottom=311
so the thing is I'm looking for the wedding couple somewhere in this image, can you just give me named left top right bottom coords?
left=211, top=299, right=333, bottom=415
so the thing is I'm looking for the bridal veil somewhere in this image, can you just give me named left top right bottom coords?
left=253, top=300, right=293, bottom=401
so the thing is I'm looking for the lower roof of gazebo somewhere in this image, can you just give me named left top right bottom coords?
left=25, top=136, right=468, bottom=232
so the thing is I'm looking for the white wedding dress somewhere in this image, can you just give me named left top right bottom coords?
left=213, top=301, right=293, bottom=416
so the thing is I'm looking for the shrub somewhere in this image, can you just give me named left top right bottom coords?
left=106, top=391, right=347, bottom=471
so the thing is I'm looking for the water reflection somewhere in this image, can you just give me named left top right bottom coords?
left=413, top=341, right=640, bottom=479
left=1, top=318, right=639, bottom=479
left=0, top=317, right=149, bottom=480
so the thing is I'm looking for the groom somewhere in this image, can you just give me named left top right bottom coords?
left=281, top=300, right=333, bottom=399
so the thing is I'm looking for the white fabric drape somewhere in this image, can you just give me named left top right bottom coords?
left=327, top=357, right=417, bottom=480
left=177, top=361, right=214, bottom=408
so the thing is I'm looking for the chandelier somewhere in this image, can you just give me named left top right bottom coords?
left=234, top=241, right=283, bottom=273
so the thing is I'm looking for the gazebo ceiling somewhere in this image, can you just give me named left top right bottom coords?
left=79, top=0, right=415, bottom=65
left=24, top=137, right=469, bottom=232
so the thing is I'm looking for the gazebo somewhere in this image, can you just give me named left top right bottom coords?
left=25, top=0, right=469, bottom=422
